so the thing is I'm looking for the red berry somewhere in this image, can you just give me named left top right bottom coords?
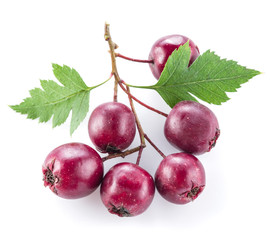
left=42, top=142, right=103, bottom=199
left=149, top=34, right=200, bottom=79
left=88, top=102, right=136, bottom=153
left=100, top=162, right=155, bottom=217
left=155, top=152, right=205, bottom=204
left=164, top=100, right=220, bottom=155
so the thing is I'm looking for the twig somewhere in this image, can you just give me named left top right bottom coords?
left=104, top=23, right=120, bottom=102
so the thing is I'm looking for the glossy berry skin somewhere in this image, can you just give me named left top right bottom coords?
left=42, top=143, right=103, bottom=199
left=149, top=34, right=200, bottom=79
left=164, top=101, right=220, bottom=155
left=100, top=162, right=155, bottom=217
left=88, top=102, right=136, bottom=153
left=155, top=152, right=205, bottom=204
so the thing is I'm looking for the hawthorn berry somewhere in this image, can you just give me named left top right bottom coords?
left=88, top=102, right=136, bottom=153
left=164, top=100, right=220, bottom=155
left=155, top=152, right=205, bottom=204
left=42, top=142, right=103, bottom=199
left=149, top=34, right=200, bottom=79
left=100, top=162, right=155, bottom=217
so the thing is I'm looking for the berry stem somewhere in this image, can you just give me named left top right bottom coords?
left=104, top=23, right=120, bottom=102
left=102, top=145, right=145, bottom=162
left=115, top=53, right=154, bottom=64
left=125, top=84, right=146, bottom=165
left=119, top=80, right=168, bottom=117
left=113, top=79, right=118, bottom=102
left=144, top=134, right=166, bottom=159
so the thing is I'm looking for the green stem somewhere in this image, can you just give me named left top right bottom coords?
left=89, top=73, right=113, bottom=90
left=125, top=83, right=155, bottom=89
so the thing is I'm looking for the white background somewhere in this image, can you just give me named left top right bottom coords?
left=1, top=0, right=269, bottom=239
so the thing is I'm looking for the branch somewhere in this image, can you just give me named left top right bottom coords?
left=104, top=23, right=120, bottom=102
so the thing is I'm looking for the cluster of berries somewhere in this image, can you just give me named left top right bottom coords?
left=42, top=34, right=220, bottom=217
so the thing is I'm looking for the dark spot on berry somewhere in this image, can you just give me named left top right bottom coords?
left=106, top=145, right=121, bottom=153
left=187, top=187, right=200, bottom=199
left=209, top=128, right=220, bottom=151
left=45, top=168, right=55, bottom=185
left=109, top=203, right=132, bottom=217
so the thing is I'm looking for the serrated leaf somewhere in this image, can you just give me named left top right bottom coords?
left=52, top=64, right=88, bottom=90
left=130, top=42, right=261, bottom=107
left=10, top=64, right=92, bottom=135
left=70, top=90, right=90, bottom=135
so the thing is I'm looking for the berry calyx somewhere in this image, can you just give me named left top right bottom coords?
left=100, top=162, right=155, bottom=217
left=149, top=34, right=200, bottom=79
left=42, top=142, right=103, bottom=199
left=164, top=100, right=220, bottom=155
left=155, top=152, right=205, bottom=204
left=88, top=102, right=136, bottom=153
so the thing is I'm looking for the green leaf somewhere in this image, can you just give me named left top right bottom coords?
left=10, top=64, right=93, bottom=135
left=129, top=42, right=261, bottom=107
left=70, top=90, right=90, bottom=135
